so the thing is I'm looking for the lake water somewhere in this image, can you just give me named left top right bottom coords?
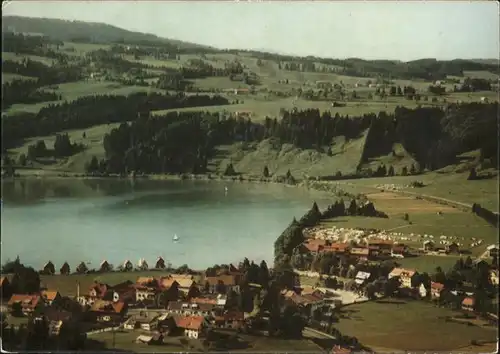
left=1, top=178, right=333, bottom=270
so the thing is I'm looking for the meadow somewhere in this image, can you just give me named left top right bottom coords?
left=335, top=300, right=497, bottom=352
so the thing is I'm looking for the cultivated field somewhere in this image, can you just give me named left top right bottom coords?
left=335, top=300, right=497, bottom=352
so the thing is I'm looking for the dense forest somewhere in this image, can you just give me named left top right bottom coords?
left=77, top=102, right=498, bottom=176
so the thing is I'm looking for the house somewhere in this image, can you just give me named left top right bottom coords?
left=286, top=292, right=325, bottom=317
left=35, top=308, right=74, bottom=336
left=302, top=239, right=328, bottom=255
left=461, top=297, right=475, bottom=312
left=135, top=284, right=158, bottom=304
left=173, top=315, right=208, bottom=339
left=368, top=239, right=394, bottom=250
left=125, top=313, right=159, bottom=331
left=40, top=290, right=62, bottom=306
left=391, top=245, right=407, bottom=258
left=89, top=300, right=127, bottom=323
left=99, top=260, right=112, bottom=272
left=77, top=295, right=96, bottom=307
left=8, top=294, right=44, bottom=315
left=60, top=262, right=71, bottom=275
left=0, top=276, right=12, bottom=299
left=430, top=282, right=445, bottom=299
left=155, top=257, right=166, bottom=269
left=167, top=301, right=217, bottom=318
left=135, top=333, right=163, bottom=345
left=445, top=242, right=460, bottom=254
left=354, top=271, right=371, bottom=285
left=321, top=242, right=350, bottom=254
left=123, top=260, right=133, bottom=271
left=388, top=268, right=418, bottom=288
left=213, top=311, right=244, bottom=329
left=89, top=282, right=110, bottom=299
left=205, top=275, right=240, bottom=294
left=350, top=247, right=369, bottom=260
left=423, top=240, right=435, bottom=251
left=42, top=261, right=56, bottom=275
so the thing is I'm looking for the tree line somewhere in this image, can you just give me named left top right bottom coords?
left=2, top=92, right=229, bottom=149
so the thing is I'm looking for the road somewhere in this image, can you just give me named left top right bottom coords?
left=303, top=326, right=335, bottom=340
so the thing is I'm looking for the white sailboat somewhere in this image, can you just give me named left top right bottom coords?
left=173, top=234, right=179, bottom=242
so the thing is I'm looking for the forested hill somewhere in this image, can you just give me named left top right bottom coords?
left=1, top=16, right=207, bottom=49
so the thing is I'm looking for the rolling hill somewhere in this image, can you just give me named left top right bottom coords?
left=1, top=15, right=209, bottom=50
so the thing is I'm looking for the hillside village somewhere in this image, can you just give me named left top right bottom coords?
left=1, top=207, right=498, bottom=352
left=1, top=10, right=499, bottom=354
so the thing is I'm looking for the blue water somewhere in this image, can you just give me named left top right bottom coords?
left=1, top=179, right=332, bottom=270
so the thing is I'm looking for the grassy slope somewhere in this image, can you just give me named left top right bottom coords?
left=209, top=130, right=368, bottom=177
left=335, top=300, right=497, bottom=351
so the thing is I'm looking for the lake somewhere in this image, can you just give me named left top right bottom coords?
left=1, top=178, right=333, bottom=270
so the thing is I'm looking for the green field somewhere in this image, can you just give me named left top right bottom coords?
left=89, top=330, right=322, bottom=353
left=397, top=255, right=461, bottom=274
left=336, top=300, right=497, bottom=352
left=2, top=51, right=56, bottom=66
left=2, top=73, right=37, bottom=84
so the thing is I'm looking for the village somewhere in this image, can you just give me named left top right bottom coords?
left=1, top=229, right=498, bottom=353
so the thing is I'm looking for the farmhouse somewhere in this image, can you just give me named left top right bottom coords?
left=173, top=315, right=209, bottom=339
left=350, top=247, right=370, bottom=260
left=40, top=290, right=62, bottom=306
left=135, top=281, right=159, bottom=304
left=167, top=301, right=217, bottom=317
left=430, top=282, right=445, bottom=299
left=461, top=297, right=475, bottom=312
left=213, top=311, right=245, bottom=329
left=125, top=313, right=159, bottom=331
left=89, top=300, right=127, bottom=323
left=8, top=294, right=44, bottom=315
left=368, top=239, right=394, bottom=250
left=302, top=239, right=328, bottom=254
left=89, top=282, right=111, bottom=299
left=388, top=268, right=418, bottom=288
left=321, top=242, right=350, bottom=254
left=205, top=275, right=240, bottom=294
left=391, top=244, right=407, bottom=258
left=36, top=308, right=75, bottom=336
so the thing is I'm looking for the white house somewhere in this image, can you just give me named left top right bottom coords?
left=174, top=316, right=209, bottom=339
left=354, top=271, right=371, bottom=285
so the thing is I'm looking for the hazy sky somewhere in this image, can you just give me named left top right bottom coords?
left=3, top=1, right=499, bottom=61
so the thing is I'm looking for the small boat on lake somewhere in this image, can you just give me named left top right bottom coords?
left=173, top=234, right=179, bottom=242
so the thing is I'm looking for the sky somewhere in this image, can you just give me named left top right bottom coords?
left=3, top=1, right=499, bottom=61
